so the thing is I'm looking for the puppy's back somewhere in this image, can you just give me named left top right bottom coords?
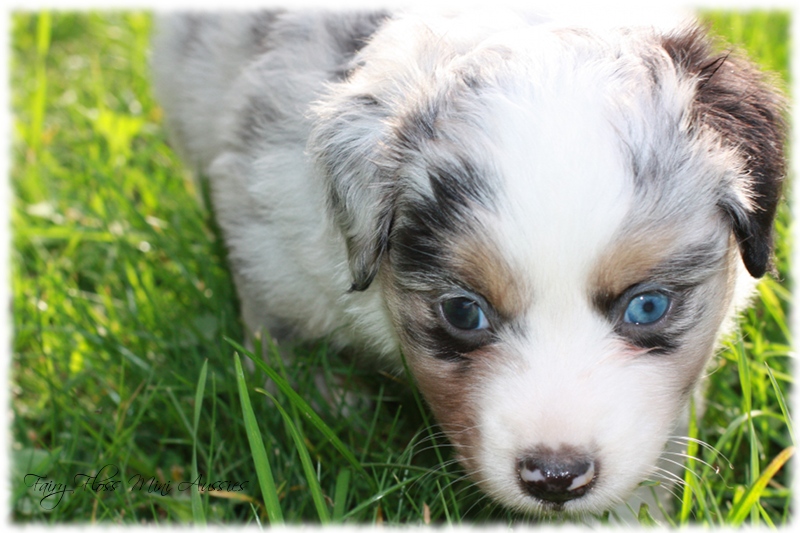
left=152, top=11, right=389, bottom=176
left=151, top=12, right=279, bottom=173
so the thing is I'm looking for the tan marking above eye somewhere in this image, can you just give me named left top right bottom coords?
left=591, top=231, right=677, bottom=300
left=447, top=233, right=531, bottom=320
left=590, top=224, right=736, bottom=316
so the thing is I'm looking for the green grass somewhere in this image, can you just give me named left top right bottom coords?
left=10, top=10, right=793, bottom=526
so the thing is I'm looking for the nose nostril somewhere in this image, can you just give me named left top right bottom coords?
left=518, top=450, right=597, bottom=504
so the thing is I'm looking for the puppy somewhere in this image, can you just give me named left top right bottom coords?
left=151, top=9, right=786, bottom=518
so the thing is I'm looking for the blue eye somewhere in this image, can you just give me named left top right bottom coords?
left=441, top=297, right=489, bottom=331
left=624, top=292, right=670, bottom=325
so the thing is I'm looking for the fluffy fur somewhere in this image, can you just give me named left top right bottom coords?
left=152, top=9, right=785, bottom=517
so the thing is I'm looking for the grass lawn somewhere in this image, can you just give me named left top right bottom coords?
left=10, top=10, right=793, bottom=526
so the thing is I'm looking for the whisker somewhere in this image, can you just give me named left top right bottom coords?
left=650, top=465, right=688, bottom=487
left=662, top=451, right=722, bottom=475
left=667, top=436, right=732, bottom=469
left=658, top=456, right=706, bottom=484
left=647, top=476, right=685, bottom=511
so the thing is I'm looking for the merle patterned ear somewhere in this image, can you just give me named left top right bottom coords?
left=309, top=93, right=397, bottom=292
left=661, top=26, right=787, bottom=278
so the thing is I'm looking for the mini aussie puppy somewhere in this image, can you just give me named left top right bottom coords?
left=152, top=9, right=786, bottom=518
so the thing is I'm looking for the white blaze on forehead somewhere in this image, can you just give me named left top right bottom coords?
left=463, top=48, right=672, bottom=511
left=486, top=78, right=634, bottom=294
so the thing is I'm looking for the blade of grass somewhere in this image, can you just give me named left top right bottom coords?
left=165, top=387, right=193, bottom=436
left=191, top=359, right=208, bottom=525
left=233, top=352, right=284, bottom=524
left=735, top=336, right=759, bottom=525
left=726, top=446, right=794, bottom=525
left=332, top=468, right=351, bottom=523
left=649, top=485, right=677, bottom=527
left=757, top=279, right=791, bottom=341
left=637, top=503, right=657, bottom=526
left=758, top=504, right=776, bottom=527
left=30, top=12, right=51, bottom=154
left=679, top=399, right=700, bottom=524
left=258, top=388, right=331, bottom=524
left=342, top=475, right=420, bottom=521
left=225, top=337, right=373, bottom=490
left=765, top=363, right=794, bottom=444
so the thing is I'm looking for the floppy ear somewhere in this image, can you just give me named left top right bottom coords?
left=309, top=93, right=398, bottom=292
left=661, top=26, right=787, bottom=278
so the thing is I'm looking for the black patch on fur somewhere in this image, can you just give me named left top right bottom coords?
left=177, top=14, right=206, bottom=55
left=354, top=94, right=380, bottom=107
left=347, top=148, right=496, bottom=293
left=396, top=105, right=439, bottom=145
left=424, top=323, right=484, bottom=363
left=661, top=26, right=787, bottom=278
left=390, top=160, right=496, bottom=282
left=239, top=12, right=388, bottom=149
left=238, top=94, right=287, bottom=147
left=622, top=331, right=681, bottom=356
left=396, top=308, right=474, bottom=364
left=429, top=160, right=496, bottom=218
left=388, top=164, right=507, bottom=364
left=640, top=54, right=664, bottom=90
left=249, top=10, right=284, bottom=52
left=325, top=11, right=391, bottom=80
left=347, top=205, right=394, bottom=292
left=392, top=219, right=448, bottom=285
left=316, top=24, right=494, bottom=292
left=385, top=157, right=504, bottom=362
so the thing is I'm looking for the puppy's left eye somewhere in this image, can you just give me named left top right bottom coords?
left=624, top=291, right=670, bottom=325
left=441, top=297, right=489, bottom=331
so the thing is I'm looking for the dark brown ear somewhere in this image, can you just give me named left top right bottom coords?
left=661, top=25, right=787, bottom=278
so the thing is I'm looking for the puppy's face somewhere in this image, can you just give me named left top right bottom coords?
left=381, top=87, right=741, bottom=513
left=311, top=16, right=784, bottom=515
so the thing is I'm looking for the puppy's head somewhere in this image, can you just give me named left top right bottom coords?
left=310, top=14, right=785, bottom=515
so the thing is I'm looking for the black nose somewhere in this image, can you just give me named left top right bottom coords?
left=518, top=447, right=597, bottom=504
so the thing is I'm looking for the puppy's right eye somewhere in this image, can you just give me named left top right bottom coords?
left=441, top=297, right=489, bottom=331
